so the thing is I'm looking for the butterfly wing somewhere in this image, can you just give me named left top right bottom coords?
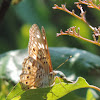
left=41, top=26, right=53, bottom=72
left=20, top=24, right=53, bottom=89
left=28, top=24, right=53, bottom=72
left=28, top=24, right=43, bottom=60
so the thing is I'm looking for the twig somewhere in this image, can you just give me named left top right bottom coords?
left=75, top=0, right=100, bottom=11
left=57, top=27, right=100, bottom=46
left=52, top=4, right=94, bottom=31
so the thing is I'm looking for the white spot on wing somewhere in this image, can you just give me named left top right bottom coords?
left=38, top=43, right=41, bottom=48
left=38, top=46, right=40, bottom=49
left=37, top=34, right=40, bottom=38
left=41, top=44, right=44, bottom=49
left=37, top=54, right=41, bottom=59
left=33, top=44, right=36, bottom=47
left=43, top=36, right=45, bottom=40
left=31, top=42, right=33, bottom=45
left=32, top=37, right=34, bottom=40
left=33, top=54, right=36, bottom=60
left=32, top=30, right=34, bottom=33
left=45, top=45, right=47, bottom=49
left=35, top=41, right=37, bottom=44
left=22, top=76, right=25, bottom=80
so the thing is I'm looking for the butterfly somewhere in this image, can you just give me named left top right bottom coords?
left=20, top=24, right=70, bottom=90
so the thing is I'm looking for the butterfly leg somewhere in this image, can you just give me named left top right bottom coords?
left=53, top=70, right=73, bottom=83
left=49, top=81, right=58, bottom=98
left=54, top=76, right=67, bottom=90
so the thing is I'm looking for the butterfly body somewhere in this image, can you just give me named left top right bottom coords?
left=20, top=24, right=55, bottom=89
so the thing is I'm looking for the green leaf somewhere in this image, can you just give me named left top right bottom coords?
left=86, top=89, right=99, bottom=100
left=6, top=83, right=24, bottom=100
left=47, top=77, right=100, bottom=100
left=6, top=77, right=100, bottom=100
left=6, top=83, right=50, bottom=100
left=60, top=92, right=85, bottom=100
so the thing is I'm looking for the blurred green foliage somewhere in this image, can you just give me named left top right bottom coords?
left=0, top=0, right=100, bottom=55
left=0, top=80, right=13, bottom=100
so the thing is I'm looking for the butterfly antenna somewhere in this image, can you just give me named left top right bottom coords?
left=55, top=56, right=72, bottom=71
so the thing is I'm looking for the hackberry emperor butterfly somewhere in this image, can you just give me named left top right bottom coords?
left=20, top=24, right=70, bottom=90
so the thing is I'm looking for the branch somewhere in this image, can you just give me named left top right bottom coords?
left=52, top=4, right=94, bottom=31
left=57, top=26, right=100, bottom=47
left=52, top=4, right=86, bottom=22
left=75, top=0, right=100, bottom=11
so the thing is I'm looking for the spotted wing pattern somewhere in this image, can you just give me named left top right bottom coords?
left=20, top=24, right=54, bottom=89
left=41, top=26, right=53, bottom=72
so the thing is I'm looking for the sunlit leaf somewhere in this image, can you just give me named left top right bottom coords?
left=86, top=89, right=99, bottom=100
left=6, top=77, right=100, bottom=100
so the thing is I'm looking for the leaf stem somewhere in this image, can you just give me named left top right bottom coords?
left=89, top=85, right=100, bottom=92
